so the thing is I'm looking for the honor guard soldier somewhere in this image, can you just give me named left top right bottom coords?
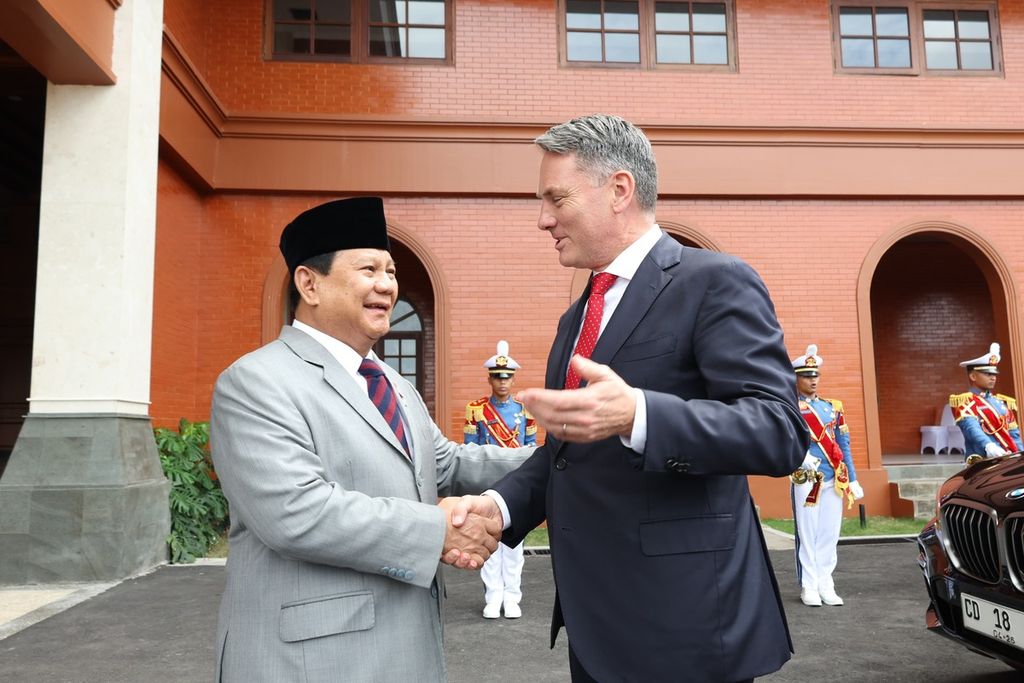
left=464, top=340, right=537, bottom=619
left=950, top=342, right=1023, bottom=461
left=790, top=344, right=864, bottom=607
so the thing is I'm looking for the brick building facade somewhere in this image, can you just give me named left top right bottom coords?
left=2, top=2, right=1023, bottom=571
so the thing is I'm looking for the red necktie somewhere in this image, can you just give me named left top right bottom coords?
left=358, top=359, right=410, bottom=458
left=565, top=272, right=618, bottom=390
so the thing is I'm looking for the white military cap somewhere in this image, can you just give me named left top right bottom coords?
left=960, top=342, right=1001, bottom=374
left=792, top=344, right=823, bottom=376
left=484, top=340, right=520, bottom=379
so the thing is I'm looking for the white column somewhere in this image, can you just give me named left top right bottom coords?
left=29, top=0, right=164, bottom=416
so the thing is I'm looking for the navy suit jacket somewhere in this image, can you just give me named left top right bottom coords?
left=493, top=234, right=808, bottom=682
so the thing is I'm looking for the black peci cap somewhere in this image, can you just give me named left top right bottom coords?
left=279, top=197, right=391, bottom=273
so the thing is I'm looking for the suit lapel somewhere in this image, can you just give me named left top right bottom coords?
left=590, top=233, right=680, bottom=368
left=278, top=326, right=413, bottom=466
left=548, top=290, right=589, bottom=390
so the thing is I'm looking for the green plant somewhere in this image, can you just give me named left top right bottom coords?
left=155, top=419, right=229, bottom=563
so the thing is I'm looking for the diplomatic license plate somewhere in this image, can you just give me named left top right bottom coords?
left=961, top=592, right=1024, bottom=651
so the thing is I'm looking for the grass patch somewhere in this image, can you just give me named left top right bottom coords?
left=524, top=527, right=549, bottom=547
left=762, top=516, right=926, bottom=537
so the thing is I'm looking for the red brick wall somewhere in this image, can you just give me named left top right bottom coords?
left=163, top=0, right=210, bottom=76
left=183, top=0, right=1024, bottom=128
left=872, top=241, right=994, bottom=454
left=151, top=159, right=204, bottom=427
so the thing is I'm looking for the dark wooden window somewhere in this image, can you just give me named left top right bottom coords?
left=837, top=6, right=912, bottom=69
left=922, top=8, right=994, bottom=70
left=561, top=0, right=737, bottom=70
left=266, top=0, right=452, bottom=63
left=831, top=2, right=1001, bottom=75
left=374, top=298, right=424, bottom=393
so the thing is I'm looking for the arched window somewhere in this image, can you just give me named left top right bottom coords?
left=373, top=297, right=424, bottom=393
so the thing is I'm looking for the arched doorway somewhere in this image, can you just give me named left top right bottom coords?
left=0, top=43, right=45, bottom=477
left=861, top=226, right=1018, bottom=464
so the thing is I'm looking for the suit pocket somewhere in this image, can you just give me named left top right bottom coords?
left=639, top=514, right=735, bottom=556
left=615, top=334, right=676, bottom=363
left=279, top=590, right=375, bottom=643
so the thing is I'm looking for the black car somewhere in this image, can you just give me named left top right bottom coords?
left=918, top=454, right=1024, bottom=671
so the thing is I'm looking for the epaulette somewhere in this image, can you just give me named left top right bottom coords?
left=997, top=394, right=1018, bottom=412
left=950, top=392, right=974, bottom=409
left=827, top=399, right=844, bottom=413
left=465, top=397, right=488, bottom=423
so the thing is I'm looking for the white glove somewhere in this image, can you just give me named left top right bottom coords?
left=801, top=452, right=820, bottom=471
left=849, top=480, right=865, bottom=500
left=985, top=442, right=1008, bottom=458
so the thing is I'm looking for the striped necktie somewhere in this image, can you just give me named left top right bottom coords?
left=357, top=359, right=410, bottom=458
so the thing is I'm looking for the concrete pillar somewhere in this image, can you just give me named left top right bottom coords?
left=0, top=0, right=169, bottom=584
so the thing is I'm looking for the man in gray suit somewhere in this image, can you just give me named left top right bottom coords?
left=211, top=197, right=532, bottom=682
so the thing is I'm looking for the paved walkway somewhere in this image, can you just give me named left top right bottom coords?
left=3, top=538, right=1020, bottom=682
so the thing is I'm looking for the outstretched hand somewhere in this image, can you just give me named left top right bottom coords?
left=437, top=495, right=503, bottom=570
left=517, top=355, right=636, bottom=443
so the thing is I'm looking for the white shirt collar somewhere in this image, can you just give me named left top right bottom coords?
left=291, top=319, right=368, bottom=382
left=599, top=224, right=663, bottom=282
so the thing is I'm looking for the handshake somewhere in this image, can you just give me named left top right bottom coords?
left=437, top=495, right=504, bottom=570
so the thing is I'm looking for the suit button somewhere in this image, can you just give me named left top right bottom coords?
left=555, top=457, right=567, bottom=470
left=388, top=568, right=399, bottom=578
left=430, top=584, right=439, bottom=598
left=381, top=566, right=391, bottom=575
left=405, top=570, right=415, bottom=581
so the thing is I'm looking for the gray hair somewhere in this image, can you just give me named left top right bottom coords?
left=534, top=114, right=658, bottom=212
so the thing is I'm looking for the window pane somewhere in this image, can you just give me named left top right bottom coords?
left=923, top=10, right=955, bottom=39
left=567, top=0, right=602, bottom=29
left=841, top=38, right=874, bottom=67
left=317, top=0, right=351, bottom=22
left=371, top=1, right=406, bottom=23
left=655, top=2, right=690, bottom=31
left=693, top=34, right=727, bottom=64
left=409, top=0, right=445, bottom=25
left=401, top=339, right=416, bottom=354
left=605, top=32, right=640, bottom=62
left=656, top=34, right=691, bottom=63
left=401, top=358, right=417, bottom=374
left=385, top=339, right=400, bottom=354
left=839, top=7, right=873, bottom=36
left=958, top=11, right=990, bottom=40
left=314, top=25, right=350, bottom=54
left=408, top=27, right=445, bottom=57
left=877, top=38, right=910, bottom=67
left=370, top=26, right=405, bottom=56
left=925, top=40, right=958, bottom=69
left=275, top=0, right=311, bottom=21
left=960, top=41, right=993, bottom=70
left=274, top=24, right=311, bottom=53
left=567, top=31, right=602, bottom=60
left=605, top=1, right=640, bottom=30
left=875, top=8, right=908, bottom=37
left=692, top=3, right=726, bottom=33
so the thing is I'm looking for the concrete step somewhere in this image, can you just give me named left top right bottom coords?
left=885, top=463, right=966, bottom=481
left=895, top=479, right=949, bottom=498
left=909, top=496, right=939, bottom=520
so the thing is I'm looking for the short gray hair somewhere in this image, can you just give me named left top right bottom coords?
left=534, top=114, right=658, bottom=212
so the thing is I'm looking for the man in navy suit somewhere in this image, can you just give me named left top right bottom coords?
left=452, top=114, right=807, bottom=682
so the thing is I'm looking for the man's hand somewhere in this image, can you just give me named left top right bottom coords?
left=437, top=496, right=503, bottom=570
left=517, top=355, right=636, bottom=443
left=849, top=480, right=865, bottom=500
left=985, top=442, right=1008, bottom=458
left=801, top=452, right=819, bottom=471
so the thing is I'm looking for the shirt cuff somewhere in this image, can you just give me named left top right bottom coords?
left=482, top=490, right=511, bottom=530
left=619, top=387, right=647, bottom=454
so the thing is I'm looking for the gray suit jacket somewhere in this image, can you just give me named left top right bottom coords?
left=211, top=326, right=531, bottom=682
